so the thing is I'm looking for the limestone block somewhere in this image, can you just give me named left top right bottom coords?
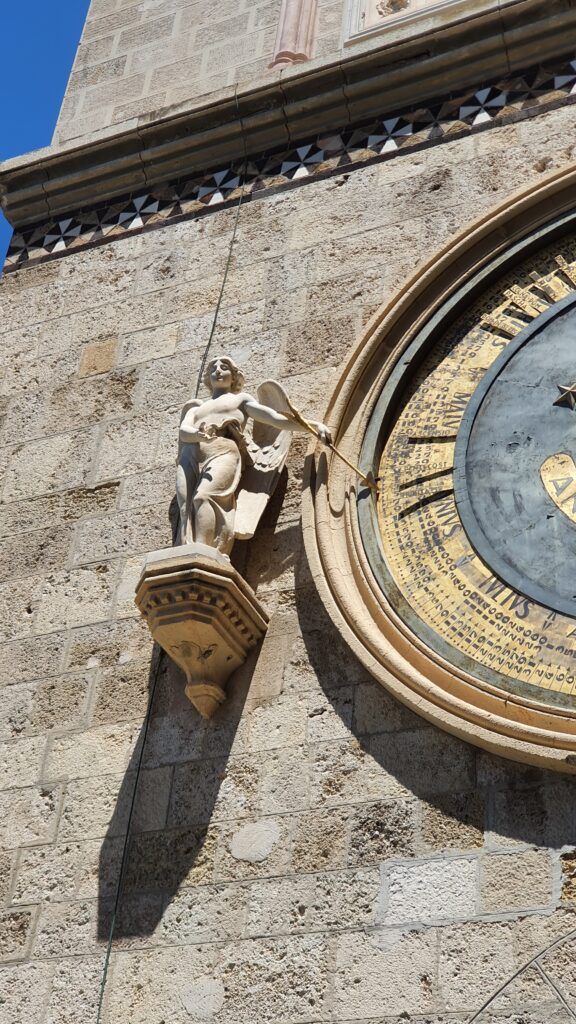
left=73, top=504, right=171, bottom=565
left=0, top=736, right=45, bottom=790
left=513, top=910, right=576, bottom=968
left=0, top=482, right=119, bottom=539
left=439, top=920, right=515, bottom=1010
left=421, top=793, right=485, bottom=852
left=142, top=710, right=207, bottom=768
left=310, top=738, right=390, bottom=806
left=169, top=755, right=260, bottom=827
left=13, top=842, right=92, bottom=906
left=2, top=429, right=98, bottom=502
left=383, top=857, right=478, bottom=925
left=0, top=910, right=35, bottom=962
left=65, top=616, right=151, bottom=671
left=33, top=900, right=102, bottom=958
left=259, top=746, right=310, bottom=814
left=348, top=798, right=418, bottom=866
left=119, top=324, right=178, bottom=366
left=95, top=413, right=161, bottom=481
left=0, top=578, right=43, bottom=643
left=0, top=850, right=13, bottom=903
left=135, top=545, right=269, bottom=718
left=33, top=564, right=118, bottom=634
left=539, top=933, right=576, bottom=1007
left=291, top=807, right=351, bottom=873
left=480, top=850, right=553, bottom=912
left=333, top=928, right=438, bottom=1018
left=305, top=690, right=353, bottom=744
left=369, top=729, right=476, bottom=797
left=487, top=787, right=548, bottom=850
left=58, top=766, right=170, bottom=841
left=159, top=883, right=247, bottom=944
left=0, top=962, right=53, bottom=1024
left=105, top=934, right=329, bottom=1023
left=247, top=693, right=307, bottom=752
left=0, top=786, right=61, bottom=849
left=123, top=826, right=216, bottom=893
left=560, top=850, right=576, bottom=903
left=114, top=556, right=147, bottom=620
left=45, top=955, right=107, bottom=1024
left=91, top=659, right=150, bottom=725
left=353, top=680, right=425, bottom=734
left=45, top=722, right=141, bottom=781
left=0, top=526, right=73, bottom=584
left=2, top=632, right=66, bottom=687
left=245, top=867, right=379, bottom=937
left=118, top=465, right=175, bottom=512
left=78, top=336, right=118, bottom=377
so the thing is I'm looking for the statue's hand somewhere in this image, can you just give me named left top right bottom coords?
left=311, top=421, right=332, bottom=446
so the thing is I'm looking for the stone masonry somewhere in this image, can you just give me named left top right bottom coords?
left=2, top=1, right=576, bottom=1022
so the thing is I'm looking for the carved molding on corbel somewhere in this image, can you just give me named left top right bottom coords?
left=269, top=0, right=318, bottom=69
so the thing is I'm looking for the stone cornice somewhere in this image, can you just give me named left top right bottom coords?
left=1, top=0, right=575, bottom=228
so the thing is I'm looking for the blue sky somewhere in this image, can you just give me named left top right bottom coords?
left=0, top=2, right=91, bottom=266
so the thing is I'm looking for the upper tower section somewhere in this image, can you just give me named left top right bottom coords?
left=1, top=0, right=575, bottom=232
left=53, top=0, right=576, bottom=148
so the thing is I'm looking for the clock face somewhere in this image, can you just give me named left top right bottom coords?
left=375, top=232, right=576, bottom=708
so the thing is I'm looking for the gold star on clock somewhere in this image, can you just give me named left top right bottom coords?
left=554, top=383, right=576, bottom=410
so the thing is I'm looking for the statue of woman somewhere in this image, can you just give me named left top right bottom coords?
left=176, top=356, right=332, bottom=555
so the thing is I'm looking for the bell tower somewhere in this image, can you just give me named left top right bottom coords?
left=2, top=1, right=576, bottom=1020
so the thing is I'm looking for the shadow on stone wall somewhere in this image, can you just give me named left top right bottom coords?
left=96, top=481, right=290, bottom=942
left=292, top=492, right=576, bottom=860
left=97, top=646, right=253, bottom=941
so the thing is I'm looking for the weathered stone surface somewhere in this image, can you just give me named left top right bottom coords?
left=421, top=792, right=485, bottom=852
left=0, top=483, right=119, bottom=540
left=480, top=850, right=553, bottom=912
left=33, top=565, right=118, bottom=634
left=0, top=962, right=53, bottom=1024
left=45, top=955, right=107, bottom=1024
left=348, top=798, right=418, bottom=865
left=0, top=909, right=35, bottom=962
left=333, top=928, right=438, bottom=1018
left=439, top=920, right=516, bottom=1010
left=245, top=867, right=379, bottom=936
left=384, top=857, right=477, bottom=925
left=0, top=735, right=46, bottom=790
left=46, top=721, right=141, bottom=781
left=228, top=818, right=280, bottom=864
left=57, top=768, right=170, bottom=841
left=0, top=787, right=61, bottom=848
left=2, top=429, right=98, bottom=502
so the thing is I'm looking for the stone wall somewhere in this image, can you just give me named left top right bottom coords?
left=2, top=98, right=576, bottom=1022
left=54, top=0, right=342, bottom=147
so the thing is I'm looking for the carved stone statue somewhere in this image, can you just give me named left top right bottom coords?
left=135, top=354, right=333, bottom=718
left=175, top=355, right=332, bottom=555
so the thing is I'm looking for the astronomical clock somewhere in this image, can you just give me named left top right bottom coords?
left=307, top=193, right=576, bottom=770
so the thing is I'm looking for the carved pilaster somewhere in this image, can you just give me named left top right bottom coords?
left=269, top=0, right=318, bottom=69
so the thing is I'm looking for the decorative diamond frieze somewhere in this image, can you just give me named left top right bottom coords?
left=5, top=51, right=576, bottom=273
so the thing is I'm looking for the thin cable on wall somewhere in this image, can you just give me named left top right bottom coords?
left=95, top=88, right=248, bottom=1022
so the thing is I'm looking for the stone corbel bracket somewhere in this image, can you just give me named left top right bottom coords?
left=135, top=545, right=269, bottom=719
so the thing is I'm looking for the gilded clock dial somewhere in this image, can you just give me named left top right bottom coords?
left=377, top=237, right=576, bottom=705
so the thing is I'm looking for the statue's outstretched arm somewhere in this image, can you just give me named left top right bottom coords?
left=243, top=397, right=332, bottom=445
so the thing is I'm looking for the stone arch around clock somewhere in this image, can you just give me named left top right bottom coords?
left=303, top=162, right=576, bottom=772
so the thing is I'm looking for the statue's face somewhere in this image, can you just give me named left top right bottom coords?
left=209, top=358, right=234, bottom=391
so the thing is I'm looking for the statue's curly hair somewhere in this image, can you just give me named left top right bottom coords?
left=203, top=356, right=245, bottom=394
